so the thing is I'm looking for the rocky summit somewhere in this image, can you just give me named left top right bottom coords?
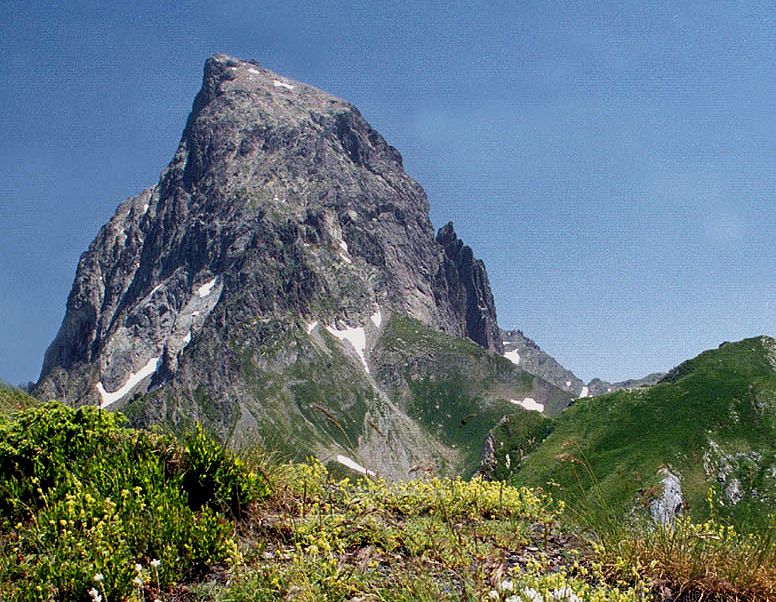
left=36, top=54, right=570, bottom=479
left=500, top=328, right=665, bottom=398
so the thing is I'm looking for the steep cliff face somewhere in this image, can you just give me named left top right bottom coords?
left=435, top=223, right=502, bottom=353
left=37, top=54, right=569, bottom=478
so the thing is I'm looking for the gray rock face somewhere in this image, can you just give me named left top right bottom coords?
left=35, top=54, right=537, bottom=478
left=703, top=439, right=775, bottom=506
left=38, top=54, right=499, bottom=401
left=500, top=329, right=583, bottom=394
left=499, top=328, right=664, bottom=399
left=435, top=223, right=502, bottom=353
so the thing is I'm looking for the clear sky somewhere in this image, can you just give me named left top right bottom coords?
left=2, top=1, right=776, bottom=386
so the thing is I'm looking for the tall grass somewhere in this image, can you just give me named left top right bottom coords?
left=567, top=466, right=776, bottom=600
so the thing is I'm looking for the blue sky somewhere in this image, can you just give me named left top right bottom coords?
left=2, top=1, right=776, bottom=386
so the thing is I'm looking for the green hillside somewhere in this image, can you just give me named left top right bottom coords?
left=123, top=312, right=572, bottom=480
left=0, top=382, right=37, bottom=417
left=509, top=336, right=776, bottom=526
left=373, top=314, right=571, bottom=474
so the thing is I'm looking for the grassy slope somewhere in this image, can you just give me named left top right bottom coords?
left=488, top=409, right=554, bottom=480
left=0, top=383, right=37, bottom=417
left=124, top=313, right=571, bottom=478
left=374, top=314, right=571, bottom=474
left=121, top=315, right=378, bottom=464
left=513, top=336, right=776, bottom=525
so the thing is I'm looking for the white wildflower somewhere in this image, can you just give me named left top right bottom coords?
left=522, top=588, right=544, bottom=602
left=135, top=563, right=143, bottom=573
left=550, top=587, right=580, bottom=602
left=133, top=575, right=144, bottom=587
left=93, top=573, right=104, bottom=582
left=88, top=587, right=102, bottom=602
left=488, top=591, right=500, bottom=600
left=505, top=596, right=520, bottom=602
left=499, top=580, right=514, bottom=592
left=150, top=558, right=161, bottom=568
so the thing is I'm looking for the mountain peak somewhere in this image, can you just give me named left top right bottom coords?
left=35, top=55, right=531, bottom=478
left=194, top=52, right=346, bottom=116
left=435, top=222, right=502, bottom=353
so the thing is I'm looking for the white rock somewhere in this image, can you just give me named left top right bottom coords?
left=649, top=467, right=684, bottom=525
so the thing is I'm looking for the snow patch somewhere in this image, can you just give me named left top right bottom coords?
left=578, top=386, right=589, bottom=398
left=565, top=380, right=572, bottom=387
left=510, top=398, right=545, bottom=413
left=338, top=240, right=352, bottom=264
left=504, top=350, right=521, bottom=365
left=273, top=79, right=294, bottom=90
left=141, top=203, right=149, bottom=214
left=306, top=320, right=318, bottom=335
left=370, top=308, right=382, bottom=328
left=96, top=356, right=160, bottom=409
left=149, top=283, right=162, bottom=297
left=198, top=276, right=218, bottom=298
left=182, top=331, right=192, bottom=347
left=326, top=323, right=369, bottom=373
left=335, top=455, right=375, bottom=477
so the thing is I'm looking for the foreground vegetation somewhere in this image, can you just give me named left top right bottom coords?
left=0, top=396, right=773, bottom=600
left=0, top=400, right=267, bottom=600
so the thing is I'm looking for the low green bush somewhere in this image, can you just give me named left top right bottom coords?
left=0, top=402, right=269, bottom=601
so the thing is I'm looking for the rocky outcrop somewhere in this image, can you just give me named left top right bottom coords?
left=586, top=373, right=665, bottom=396
left=435, top=223, right=502, bottom=353
left=703, top=439, right=775, bottom=507
left=649, top=467, right=684, bottom=525
left=478, top=433, right=498, bottom=480
left=500, top=329, right=582, bottom=394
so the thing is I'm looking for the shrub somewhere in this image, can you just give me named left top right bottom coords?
left=0, top=402, right=269, bottom=601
